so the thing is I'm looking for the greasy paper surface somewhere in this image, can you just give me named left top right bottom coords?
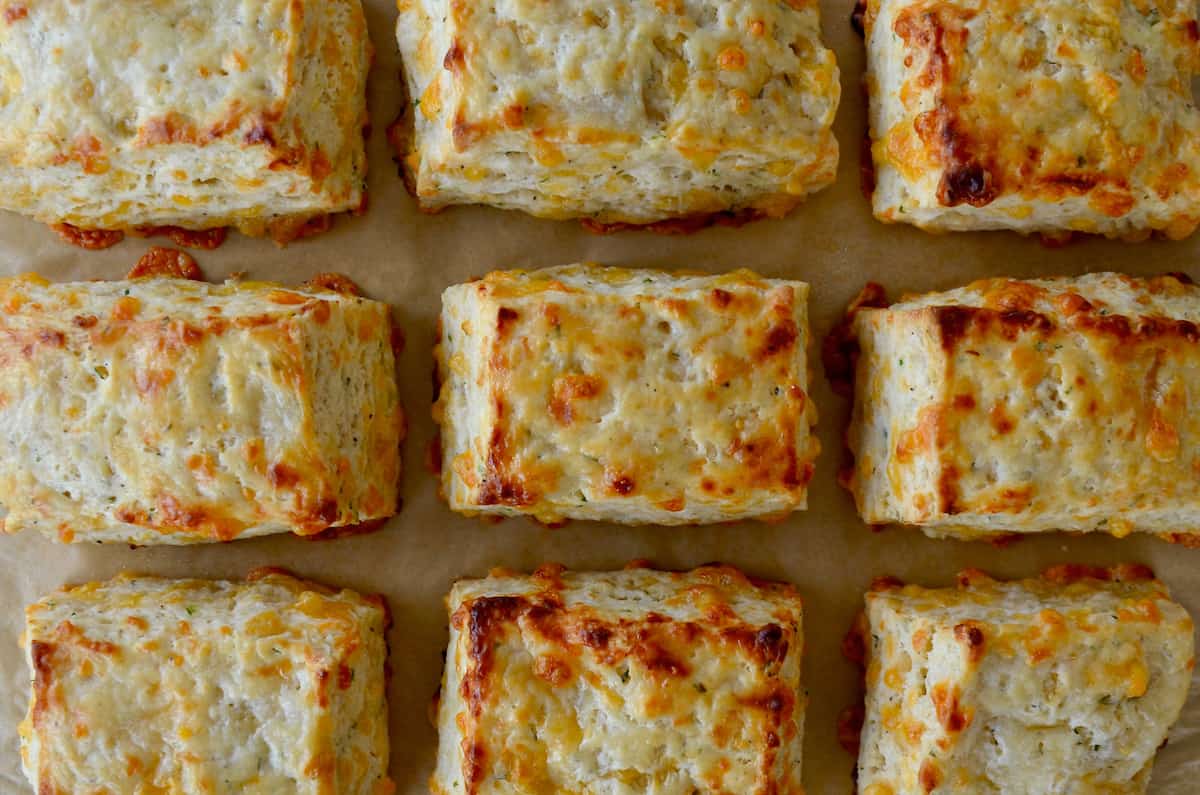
left=0, top=1, right=1198, bottom=792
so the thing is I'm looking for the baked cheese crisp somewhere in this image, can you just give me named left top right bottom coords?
left=0, top=271, right=403, bottom=544
left=863, top=0, right=1200, bottom=239
left=395, top=0, right=840, bottom=228
left=845, top=273, right=1200, bottom=540
left=854, top=567, right=1194, bottom=794
left=0, top=0, right=370, bottom=246
left=20, top=570, right=393, bottom=795
left=435, top=265, right=818, bottom=525
left=434, top=564, right=805, bottom=795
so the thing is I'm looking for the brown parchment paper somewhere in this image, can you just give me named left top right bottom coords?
left=0, top=1, right=1198, bottom=792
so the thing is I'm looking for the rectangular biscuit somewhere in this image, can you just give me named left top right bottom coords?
left=20, top=570, right=393, bottom=795
left=0, top=270, right=402, bottom=544
left=0, top=0, right=370, bottom=244
left=854, top=566, right=1194, bottom=794
left=435, top=264, right=818, bottom=525
left=396, top=0, right=839, bottom=227
left=845, top=272, right=1200, bottom=540
left=434, top=564, right=805, bottom=795
left=863, top=0, right=1200, bottom=239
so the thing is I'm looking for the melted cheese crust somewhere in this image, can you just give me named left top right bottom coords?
left=433, top=564, right=805, bottom=795
left=0, top=0, right=370, bottom=238
left=20, top=571, right=393, bottom=795
left=864, top=0, right=1200, bottom=239
left=856, top=568, right=1195, bottom=794
left=396, top=0, right=839, bottom=225
left=846, top=272, right=1200, bottom=539
left=0, top=273, right=402, bottom=544
left=435, top=264, right=818, bottom=525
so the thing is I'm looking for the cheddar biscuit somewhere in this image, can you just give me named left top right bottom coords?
left=844, top=273, right=1200, bottom=540
left=20, top=570, right=392, bottom=795
left=863, top=0, right=1200, bottom=239
left=855, top=567, right=1194, bottom=794
left=0, top=270, right=402, bottom=544
left=395, top=0, right=840, bottom=228
left=435, top=264, right=819, bottom=525
left=433, top=564, right=805, bottom=795
left=0, top=0, right=370, bottom=245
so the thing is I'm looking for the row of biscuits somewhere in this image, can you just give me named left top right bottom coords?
left=2, top=0, right=1198, bottom=248
left=1, top=257, right=1196, bottom=543
left=20, top=562, right=1193, bottom=792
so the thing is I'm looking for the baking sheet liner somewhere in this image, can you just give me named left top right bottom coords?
left=0, top=1, right=1197, bottom=791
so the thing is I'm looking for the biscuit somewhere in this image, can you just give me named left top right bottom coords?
left=855, top=567, right=1194, bottom=794
left=0, top=0, right=370, bottom=244
left=863, top=0, right=1200, bottom=239
left=845, top=273, right=1200, bottom=540
left=396, top=0, right=839, bottom=227
left=21, top=570, right=392, bottom=794
left=435, top=264, right=818, bottom=524
left=434, top=564, right=805, bottom=794
left=0, top=269, right=402, bottom=544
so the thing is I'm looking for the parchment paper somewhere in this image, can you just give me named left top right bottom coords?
left=0, top=1, right=1197, bottom=792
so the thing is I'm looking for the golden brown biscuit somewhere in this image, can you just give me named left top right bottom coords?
left=0, top=0, right=370, bottom=245
left=396, top=0, right=839, bottom=228
left=434, top=564, right=805, bottom=794
left=845, top=273, right=1200, bottom=540
left=21, top=570, right=393, bottom=794
left=855, top=567, right=1194, bottom=794
left=0, top=269, right=402, bottom=544
left=863, top=0, right=1200, bottom=239
left=435, top=264, right=818, bottom=524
